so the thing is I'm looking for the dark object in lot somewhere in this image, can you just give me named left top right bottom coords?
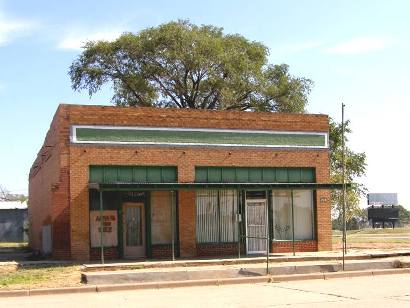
left=0, top=205, right=28, bottom=242
left=368, top=205, right=399, bottom=228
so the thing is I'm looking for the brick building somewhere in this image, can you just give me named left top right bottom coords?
left=29, top=104, right=338, bottom=261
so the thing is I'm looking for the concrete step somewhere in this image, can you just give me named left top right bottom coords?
left=81, top=259, right=403, bottom=285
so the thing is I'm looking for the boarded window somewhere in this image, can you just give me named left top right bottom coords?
left=196, top=190, right=238, bottom=243
left=150, top=191, right=176, bottom=244
left=89, top=210, right=118, bottom=247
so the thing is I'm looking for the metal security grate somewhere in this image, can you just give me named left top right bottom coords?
left=126, top=207, right=142, bottom=246
left=246, top=200, right=267, bottom=253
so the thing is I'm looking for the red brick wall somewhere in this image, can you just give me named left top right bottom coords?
left=271, top=241, right=318, bottom=253
left=30, top=104, right=332, bottom=260
left=28, top=106, right=71, bottom=259
left=90, top=247, right=119, bottom=261
left=64, top=104, right=329, bottom=132
left=196, top=242, right=317, bottom=256
left=151, top=244, right=179, bottom=259
left=178, top=191, right=196, bottom=257
left=197, top=243, right=245, bottom=257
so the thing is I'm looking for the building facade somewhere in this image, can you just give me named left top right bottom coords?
left=29, top=104, right=333, bottom=261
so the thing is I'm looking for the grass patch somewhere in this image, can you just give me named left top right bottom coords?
left=0, top=264, right=81, bottom=289
left=349, top=228, right=410, bottom=235
left=344, top=238, right=410, bottom=244
left=332, top=227, right=410, bottom=248
left=333, top=228, right=410, bottom=236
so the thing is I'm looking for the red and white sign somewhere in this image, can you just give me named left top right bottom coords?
left=90, top=210, right=118, bottom=248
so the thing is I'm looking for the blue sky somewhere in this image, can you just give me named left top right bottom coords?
left=1, top=0, right=409, bottom=208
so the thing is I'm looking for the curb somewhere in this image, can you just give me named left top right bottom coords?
left=0, top=286, right=97, bottom=298
left=95, top=276, right=271, bottom=292
left=1, top=268, right=409, bottom=298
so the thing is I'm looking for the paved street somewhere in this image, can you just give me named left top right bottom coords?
left=1, top=274, right=410, bottom=307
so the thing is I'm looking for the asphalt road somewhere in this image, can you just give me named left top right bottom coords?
left=2, top=274, right=410, bottom=307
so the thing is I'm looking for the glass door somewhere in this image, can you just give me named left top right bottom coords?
left=123, top=203, right=145, bottom=258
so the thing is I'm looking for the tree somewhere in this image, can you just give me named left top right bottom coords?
left=0, top=185, right=28, bottom=203
left=329, top=119, right=367, bottom=230
left=0, top=185, right=7, bottom=201
left=69, top=20, right=367, bottom=223
left=398, top=205, right=410, bottom=226
left=70, top=20, right=312, bottom=112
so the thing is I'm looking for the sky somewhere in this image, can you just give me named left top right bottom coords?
left=0, top=0, right=409, bottom=208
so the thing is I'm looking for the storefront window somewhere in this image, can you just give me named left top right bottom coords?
left=293, top=190, right=314, bottom=240
left=196, top=190, right=238, bottom=243
left=272, top=190, right=314, bottom=241
left=272, top=191, right=293, bottom=240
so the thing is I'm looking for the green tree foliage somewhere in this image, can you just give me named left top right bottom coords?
left=70, top=20, right=312, bottom=112
left=329, top=119, right=367, bottom=230
left=398, top=205, right=410, bottom=225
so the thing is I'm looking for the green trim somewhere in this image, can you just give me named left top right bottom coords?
left=74, top=126, right=327, bottom=148
left=217, top=191, right=221, bottom=243
left=240, top=190, right=245, bottom=245
left=90, top=165, right=177, bottom=184
left=145, top=192, right=152, bottom=258
left=91, top=182, right=349, bottom=191
left=175, top=191, right=180, bottom=257
left=196, top=167, right=316, bottom=183
left=268, top=190, right=273, bottom=251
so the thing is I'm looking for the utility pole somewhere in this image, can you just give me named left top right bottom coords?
left=342, top=103, right=347, bottom=270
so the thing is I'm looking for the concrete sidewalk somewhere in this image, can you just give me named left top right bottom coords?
left=1, top=249, right=410, bottom=298
left=81, top=248, right=410, bottom=272
left=82, top=256, right=410, bottom=285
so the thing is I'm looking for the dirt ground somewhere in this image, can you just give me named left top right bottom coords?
left=332, top=228, right=410, bottom=250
